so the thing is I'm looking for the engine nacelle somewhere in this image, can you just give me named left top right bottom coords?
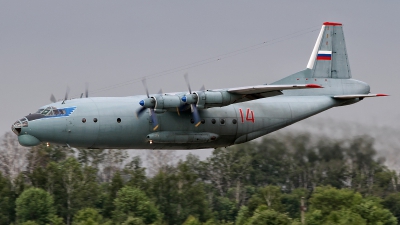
left=153, top=95, right=184, bottom=113
left=139, top=98, right=155, bottom=108
left=139, top=91, right=243, bottom=112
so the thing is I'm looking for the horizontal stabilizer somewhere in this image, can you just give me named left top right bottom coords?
left=228, top=84, right=323, bottom=95
left=333, top=94, right=388, bottom=99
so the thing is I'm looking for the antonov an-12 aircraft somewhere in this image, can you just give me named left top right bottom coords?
left=12, top=22, right=387, bottom=149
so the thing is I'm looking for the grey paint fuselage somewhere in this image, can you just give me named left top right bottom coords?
left=14, top=23, right=379, bottom=149
left=18, top=76, right=369, bottom=149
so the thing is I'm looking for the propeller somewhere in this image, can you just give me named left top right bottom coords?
left=136, top=79, right=159, bottom=130
left=80, top=83, right=89, bottom=98
left=184, top=73, right=201, bottom=127
left=85, top=82, right=89, bottom=98
left=50, top=87, right=70, bottom=104
left=61, top=87, right=70, bottom=104
left=50, top=94, right=56, bottom=103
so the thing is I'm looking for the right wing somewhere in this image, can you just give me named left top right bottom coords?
left=333, top=94, right=389, bottom=99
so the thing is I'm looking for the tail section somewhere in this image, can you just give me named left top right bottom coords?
left=307, top=22, right=351, bottom=79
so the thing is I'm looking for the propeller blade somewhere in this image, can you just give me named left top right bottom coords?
left=64, top=86, right=70, bottom=101
left=191, top=104, right=201, bottom=127
left=136, top=107, right=147, bottom=118
left=85, top=83, right=89, bottom=98
left=50, top=94, right=56, bottom=103
left=199, top=85, right=205, bottom=92
left=142, top=79, right=150, bottom=98
left=157, top=89, right=163, bottom=95
left=184, top=73, right=192, bottom=94
left=149, top=108, right=159, bottom=130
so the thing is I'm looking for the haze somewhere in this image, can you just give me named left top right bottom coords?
left=1, top=1, right=398, bottom=140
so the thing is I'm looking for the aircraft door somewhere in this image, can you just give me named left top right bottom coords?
left=66, top=103, right=99, bottom=148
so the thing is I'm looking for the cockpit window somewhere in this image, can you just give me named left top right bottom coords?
left=41, top=107, right=51, bottom=115
left=36, top=108, right=44, bottom=114
left=40, top=106, right=68, bottom=116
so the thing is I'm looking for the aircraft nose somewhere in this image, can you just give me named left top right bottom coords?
left=11, top=117, right=29, bottom=136
left=12, top=117, right=41, bottom=146
left=11, top=120, right=22, bottom=135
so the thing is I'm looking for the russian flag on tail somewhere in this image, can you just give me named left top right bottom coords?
left=317, top=50, right=332, bottom=60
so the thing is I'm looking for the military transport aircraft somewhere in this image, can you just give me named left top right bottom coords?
left=12, top=22, right=387, bottom=149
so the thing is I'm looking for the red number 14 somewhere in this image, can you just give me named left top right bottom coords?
left=239, top=108, right=255, bottom=123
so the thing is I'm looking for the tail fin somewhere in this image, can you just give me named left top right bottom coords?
left=307, top=22, right=351, bottom=79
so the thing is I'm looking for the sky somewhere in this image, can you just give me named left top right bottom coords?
left=1, top=1, right=399, bottom=146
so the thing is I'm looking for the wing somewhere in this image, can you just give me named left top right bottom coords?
left=226, top=84, right=322, bottom=101
left=333, top=94, right=389, bottom=99
left=227, top=84, right=322, bottom=95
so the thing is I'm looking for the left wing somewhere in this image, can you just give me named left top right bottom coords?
left=228, top=84, right=322, bottom=95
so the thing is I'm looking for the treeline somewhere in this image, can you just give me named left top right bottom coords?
left=1, top=132, right=400, bottom=225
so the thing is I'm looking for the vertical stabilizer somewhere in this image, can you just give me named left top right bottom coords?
left=307, top=22, right=351, bottom=79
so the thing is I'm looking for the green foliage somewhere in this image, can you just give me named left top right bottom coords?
left=15, top=187, right=56, bottom=224
left=124, top=156, right=148, bottom=190
left=121, top=216, right=145, bottom=225
left=112, top=186, right=161, bottom=224
left=47, top=157, right=100, bottom=224
left=309, top=186, right=362, bottom=217
left=280, top=188, right=308, bottom=219
left=1, top=133, right=399, bottom=225
left=20, top=221, right=40, bottom=225
left=235, top=206, right=250, bottom=225
left=0, top=171, right=16, bottom=224
left=353, top=199, right=397, bottom=225
left=182, top=215, right=201, bottom=225
left=383, top=193, right=400, bottom=223
left=48, top=215, right=66, bottom=225
left=149, top=161, right=211, bottom=224
left=325, top=209, right=366, bottom=225
left=307, top=186, right=397, bottom=225
left=245, top=207, right=292, bottom=225
left=73, top=208, right=102, bottom=225
left=247, top=186, right=283, bottom=213
left=102, top=171, right=124, bottom=218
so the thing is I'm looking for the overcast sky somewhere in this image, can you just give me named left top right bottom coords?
left=1, top=1, right=399, bottom=138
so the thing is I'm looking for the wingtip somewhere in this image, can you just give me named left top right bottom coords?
left=306, top=84, right=323, bottom=88
left=376, top=94, right=389, bottom=97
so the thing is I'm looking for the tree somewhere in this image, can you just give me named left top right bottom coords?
left=245, top=206, right=292, bottom=225
left=201, top=147, right=253, bottom=198
left=0, top=132, right=29, bottom=186
left=327, top=209, right=366, bottom=225
left=100, top=149, right=129, bottom=182
left=124, top=156, right=148, bottom=190
left=0, top=171, right=16, bottom=224
left=280, top=188, right=308, bottom=219
left=353, top=198, right=397, bottom=225
left=48, top=157, right=99, bottom=225
left=146, top=150, right=180, bottom=176
left=15, top=187, right=56, bottom=224
left=308, top=186, right=362, bottom=218
left=247, top=186, right=283, bottom=213
left=73, top=208, right=102, bottom=225
left=102, top=171, right=124, bottom=219
left=26, top=143, right=72, bottom=190
left=383, top=193, right=400, bottom=223
left=112, top=186, right=161, bottom=224
left=182, top=215, right=201, bottom=225
left=148, top=161, right=211, bottom=224
left=307, top=186, right=397, bottom=225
